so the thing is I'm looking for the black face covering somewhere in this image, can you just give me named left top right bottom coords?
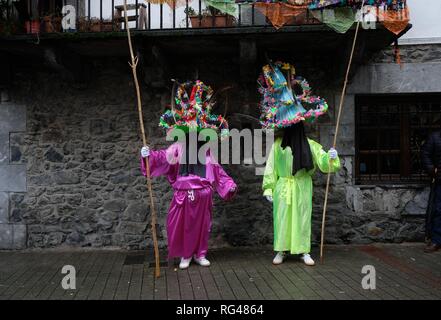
left=179, top=133, right=206, bottom=178
left=281, top=122, right=314, bottom=175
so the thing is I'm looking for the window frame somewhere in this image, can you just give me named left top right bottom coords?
left=355, top=93, right=441, bottom=185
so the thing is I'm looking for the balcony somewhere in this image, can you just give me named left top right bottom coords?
left=2, top=0, right=320, bottom=36
left=0, top=0, right=410, bottom=35
left=0, top=0, right=411, bottom=84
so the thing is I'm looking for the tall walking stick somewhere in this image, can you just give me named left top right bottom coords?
left=320, top=0, right=366, bottom=264
left=123, top=0, right=161, bottom=278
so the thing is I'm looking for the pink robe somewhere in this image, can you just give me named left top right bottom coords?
left=141, top=142, right=237, bottom=259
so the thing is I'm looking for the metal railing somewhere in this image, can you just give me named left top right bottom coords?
left=1, top=0, right=408, bottom=35
left=0, top=0, right=325, bottom=34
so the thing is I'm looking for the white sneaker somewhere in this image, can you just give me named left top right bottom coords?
left=193, top=256, right=211, bottom=267
left=179, top=257, right=192, bottom=269
left=301, top=253, right=315, bottom=266
left=272, top=252, right=286, bottom=265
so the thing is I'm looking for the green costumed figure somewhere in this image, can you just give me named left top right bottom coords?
left=258, top=61, right=341, bottom=266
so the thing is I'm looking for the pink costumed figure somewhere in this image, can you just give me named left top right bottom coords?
left=140, top=80, right=237, bottom=269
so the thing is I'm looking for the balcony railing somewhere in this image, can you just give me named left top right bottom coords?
left=0, top=0, right=409, bottom=35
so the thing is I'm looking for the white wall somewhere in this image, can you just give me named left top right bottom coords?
left=401, top=0, right=441, bottom=44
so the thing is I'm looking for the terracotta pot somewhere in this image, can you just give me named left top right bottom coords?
left=42, top=16, right=55, bottom=33
left=100, top=21, right=114, bottom=32
left=0, top=22, right=18, bottom=35
left=88, top=19, right=116, bottom=32
left=52, top=16, right=62, bottom=32
left=25, top=20, right=40, bottom=34
left=89, top=20, right=101, bottom=32
left=190, top=15, right=234, bottom=28
left=77, top=18, right=89, bottom=32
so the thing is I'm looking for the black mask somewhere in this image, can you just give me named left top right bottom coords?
left=179, top=133, right=206, bottom=178
left=281, top=122, right=314, bottom=175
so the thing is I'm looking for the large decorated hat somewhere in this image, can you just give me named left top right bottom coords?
left=257, top=61, right=328, bottom=129
left=159, top=80, right=229, bottom=136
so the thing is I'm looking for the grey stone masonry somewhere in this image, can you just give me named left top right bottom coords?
left=4, top=43, right=441, bottom=250
left=0, top=95, right=27, bottom=249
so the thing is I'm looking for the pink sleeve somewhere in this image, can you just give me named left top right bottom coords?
left=213, top=164, right=237, bottom=201
left=140, top=149, right=173, bottom=177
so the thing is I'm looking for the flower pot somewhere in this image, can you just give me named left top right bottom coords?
left=0, top=21, right=18, bottom=35
left=52, top=16, right=62, bottom=32
left=25, top=20, right=40, bottom=34
left=89, top=20, right=101, bottom=32
left=88, top=20, right=116, bottom=32
left=190, top=15, right=234, bottom=28
left=100, top=21, right=115, bottom=32
left=78, top=17, right=89, bottom=32
left=42, top=16, right=55, bottom=33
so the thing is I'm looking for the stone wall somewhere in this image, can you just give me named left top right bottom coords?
left=4, top=58, right=274, bottom=250
left=315, top=43, right=441, bottom=245
left=1, top=42, right=441, bottom=250
left=0, top=91, right=27, bottom=249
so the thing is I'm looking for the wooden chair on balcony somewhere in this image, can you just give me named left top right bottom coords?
left=114, top=3, right=148, bottom=30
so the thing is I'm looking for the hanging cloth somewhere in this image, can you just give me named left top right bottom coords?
left=310, top=7, right=356, bottom=33
left=205, top=0, right=237, bottom=16
left=376, top=6, right=410, bottom=35
left=255, top=3, right=308, bottom=29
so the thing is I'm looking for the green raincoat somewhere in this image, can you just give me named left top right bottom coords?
left=263, top=137, right=341, bottom=254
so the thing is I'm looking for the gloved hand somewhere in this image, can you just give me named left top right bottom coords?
left=328, top=148, right=338, bottom=160
left=140, top=146, right=150, bottom=158
left=265, top=195, right=273, bottom=203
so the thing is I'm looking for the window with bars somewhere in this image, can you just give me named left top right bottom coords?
left=355, top=94, right=441, bottom=184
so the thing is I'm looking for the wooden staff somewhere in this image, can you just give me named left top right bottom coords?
left=320, top=0, right=366, bottom=264
left=123, top=0, right=161, bottom=278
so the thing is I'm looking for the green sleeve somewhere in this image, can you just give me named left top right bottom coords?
left=308, top=139, right=341, bottom=173
left=262, top=142, right=278, bottom=197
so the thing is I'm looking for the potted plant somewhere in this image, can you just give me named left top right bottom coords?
left=88, top=17, right=117, bottom=32
left=0, top=0, right=19, bottom=35
left=77, top=16, right=89, bottom=32
left=52, top=11, right=62, bottom=32
left=185, top=6, right=234, bottom=28
left=89, top=17, right=101, bottom=32
left=0, top=19, right=18, bottom=35
left=41, top=12, right=54, bottom=33
left=100, top=19, right=116, bottom=32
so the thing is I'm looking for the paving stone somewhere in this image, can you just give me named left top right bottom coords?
left=0, top=245, right=440, bottom=300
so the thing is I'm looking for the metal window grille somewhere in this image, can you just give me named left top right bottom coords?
left=355, top=94, right=441, bottom=184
